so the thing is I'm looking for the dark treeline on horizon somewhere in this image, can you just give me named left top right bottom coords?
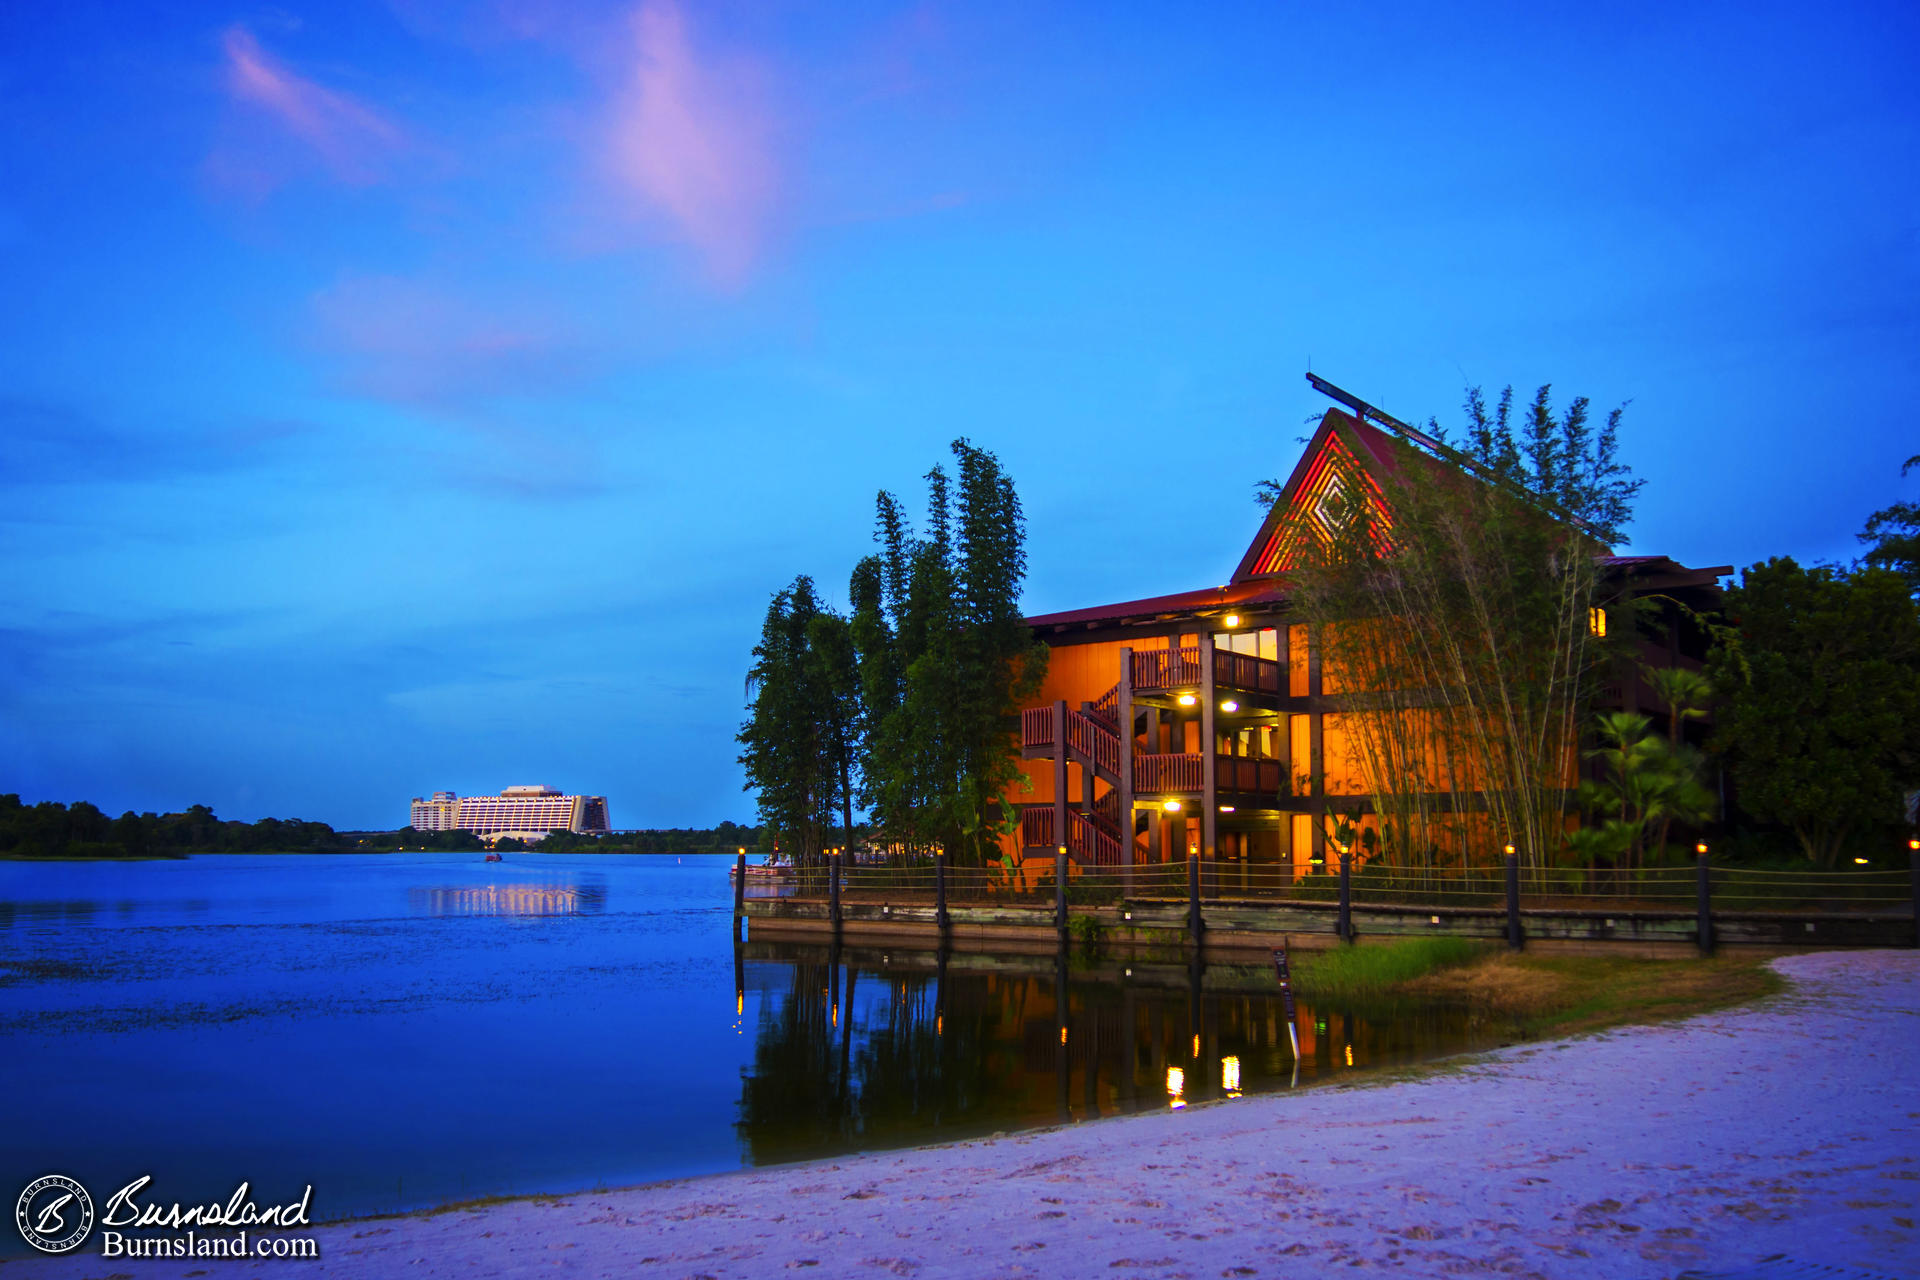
left=0, top=795, right=761, bottom=859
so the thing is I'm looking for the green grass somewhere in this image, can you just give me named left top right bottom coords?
left=1290, top=936, right=1485, bottom=1000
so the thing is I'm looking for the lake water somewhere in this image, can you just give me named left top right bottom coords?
left=1, top=853, right=1512, bottom=1251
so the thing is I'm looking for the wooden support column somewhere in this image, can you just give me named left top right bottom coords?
left=1199, top=632, right=1218, bottom=892
left=1080, top=700, right=1097, bottom=823
left=1052, top=700, right=1069, bottom=866
left=1118, top=647, right=1136, bottom=878
left=1308, top=623, right=1327, bottom=871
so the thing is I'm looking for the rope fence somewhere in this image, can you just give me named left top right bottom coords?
left=753, top=856, right=1915, bottom=916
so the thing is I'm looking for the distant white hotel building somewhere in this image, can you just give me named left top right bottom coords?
left=409, top=786, right=611, bottom=843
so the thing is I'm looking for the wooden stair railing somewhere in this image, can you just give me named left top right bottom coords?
left=1087, top=684, right=1119, bottom=730
left=1068, top=810, right=1122, bottom=865
left=1064, top=709, right=1121, bottom=777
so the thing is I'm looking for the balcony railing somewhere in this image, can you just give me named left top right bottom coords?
left=1136, top=752, right=1203, bottom=792
left=1215, top=755, right=1282, bottom=794
left=1020, top=807, right=1053, bottom=848
left=1213, top=649, right=1282, bottom=695
left=1021, top=707, right=1054, bottom=749
left=1131, top=647, right=1202, bottom=691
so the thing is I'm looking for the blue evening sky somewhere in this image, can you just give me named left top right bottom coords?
left=4, top=1, right=1916, bottom=830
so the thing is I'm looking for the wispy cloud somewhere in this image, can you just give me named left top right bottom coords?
left=309, top=274, right=578, bottom=404
left=601, top=1, right=779, bottom=288
left=212, top=25, right=411, bottom=191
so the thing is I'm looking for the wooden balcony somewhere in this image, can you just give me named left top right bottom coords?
left=1131, top=646, right=1202, bottom=691
left=1135, top=753, right=1281, bottom=796
left=1021, top=707, right=1054, bottom=750
left=1216, top=756, right=1283, bottom=794
left=1135, top=752, right=1202, bottom=792
left=1130, top=645, right=1281, bottom=696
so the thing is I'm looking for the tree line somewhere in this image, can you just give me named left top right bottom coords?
left=0, top=796, right=763, bottom=859
left=737, top=439, right=1047, bottom=868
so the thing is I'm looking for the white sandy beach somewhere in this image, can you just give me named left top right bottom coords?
left=11, top=950, right=1919, bottom=1279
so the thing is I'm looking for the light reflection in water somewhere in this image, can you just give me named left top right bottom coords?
left=408, top=883, right=605, bottom=917
left=735, top=941, right=1520, bottom=1166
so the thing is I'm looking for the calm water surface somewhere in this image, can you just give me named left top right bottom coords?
left=1, top=854, right=1512, bottom=1249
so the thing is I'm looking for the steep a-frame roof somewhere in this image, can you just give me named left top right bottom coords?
left=1020, top=391, right=1729, bottom=633
left=1229, top=407, right=1406, bottom=583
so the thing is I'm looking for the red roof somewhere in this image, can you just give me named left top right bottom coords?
left=1025, top=579, right=1286, bottom=629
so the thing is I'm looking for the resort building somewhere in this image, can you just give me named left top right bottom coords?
left=408, top=786, right=611, bottom=843
left=1004, top=380, right=1725, bottom=878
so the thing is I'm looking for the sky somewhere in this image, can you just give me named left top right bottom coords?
left=3, top=0, right=1917, bottom=831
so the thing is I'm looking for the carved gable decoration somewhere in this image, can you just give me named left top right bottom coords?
left=1232, top=410, right=1398, bottom=581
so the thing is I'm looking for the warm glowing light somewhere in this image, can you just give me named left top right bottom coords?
left=1162, top=799, right=1182, bottom=813
left=1219, top=805, right=1235, bottom=814
left=1192, top=1033, right=1201, bottom=1058
left=1588, top=606, right=1607, bottom=638
left=1344, top=1045, right=1354, bottom=1067
left=736, top=992, right=744, bottom=1016
left=1177, top=693, right=1198, bottom=707
left=1696, top=842, right=1708, bottom=856
left=936, top=1014, right=943, bottom=1036
left=1224, top=614, right=1241, bottom=627
left=1220, top=699, right=1239, bottom=713
left=1166, top=1066, right=1186, bottom=1107
left=1909, top=839, right=1918, bottom=852
left=737, top=846, right=745, bottom=855
left=1503, top=843, right=1515, bottom=856
left=1060, top=1026, right=1069, bottom=1045
left=1853, top=857, right=1870, bottom=865
left=1222, top=1055, right=1242, bottom=1092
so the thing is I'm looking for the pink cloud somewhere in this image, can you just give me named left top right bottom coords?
left=218, top=26, right=410, bottom=187
left=602, top=1, right=778, bottom=288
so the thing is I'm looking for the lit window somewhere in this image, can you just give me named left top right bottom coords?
left=1588, top=607, right=1607, bottom=638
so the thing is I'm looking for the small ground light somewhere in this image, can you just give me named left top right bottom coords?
left=1697, top=842, right=1709, bottom=855
left=1504, top=843, right=1514, bottom=856
left=1854, top=857, right=1871, bottom=865
left=1910, top=839, right=1919, bottom=852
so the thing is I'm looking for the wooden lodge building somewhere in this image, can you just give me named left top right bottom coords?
left=1003, top=382, right=1727, bottom=880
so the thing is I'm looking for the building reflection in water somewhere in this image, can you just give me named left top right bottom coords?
left=733, top=941, right=1516, bottom=1167
left=408, top=882, right=606, bottom=917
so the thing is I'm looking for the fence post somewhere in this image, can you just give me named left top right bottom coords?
left=733, top=850, right=746, bottom=936
left=1056, top=845, right=1069, bottom=941
left=830, top=848, right=843, bottom=938
left=1695, top=843, right=1713, bottom=956
left=1187, top=851, right=1204, bottom=943
left=1337, top=850, right=1352, bottom=943
left=935, top=848, right=950, bottom=935
left=1505, top=847, right=1523, bottom=951
left=1909, top=839, right=1919, bottom=949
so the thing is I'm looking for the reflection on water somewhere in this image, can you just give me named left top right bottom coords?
left=408, top=883, right=607, bottom=917
left=736, top=941, right=1518, bottom=1164
left=1, top=854, right=1521, bottom=1243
